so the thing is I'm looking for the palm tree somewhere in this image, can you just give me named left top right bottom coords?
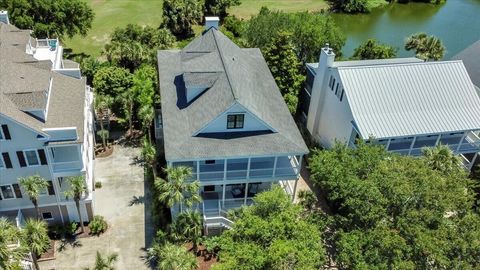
left=22, top=219, right=50, bottom=270
left=157, top=243, right=197, bottom=270
left=83, top=251, right=118, bottom=270
left=64, top=175, right=87, bottom=233
left=171, top=210, right=203, bottom=254
left=119, top=88, right=136, bottom=138
left=19, top=175, right=49, bottom=219
left=405, top=32, right=446, bottom=61
left=0, top=218, right=27, bottom=270
left=154, top=166, right=201, bottom=211
left=94, top=94, right=113, bottom=150
left=138, top=105, right=155, bottom=143
left=142, top=137, right=157, bottom=177
left=423, top=144, right=462, bottom=175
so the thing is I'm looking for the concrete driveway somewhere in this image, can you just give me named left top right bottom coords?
left=40, top=145, right=155, bottom=270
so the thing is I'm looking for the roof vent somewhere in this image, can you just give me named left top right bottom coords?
left=205, top=16, right=220, bottom=31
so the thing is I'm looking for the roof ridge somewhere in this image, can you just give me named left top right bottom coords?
left=338, top=59, right=463, bottom=70
left=211, top=30, right=237, bottom=100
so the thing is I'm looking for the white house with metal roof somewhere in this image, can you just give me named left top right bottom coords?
left=0, top=12, right=95, bottom=225
left=302, top=44, right=480, bottom=170
left=157, top=18, right=308, bottom=231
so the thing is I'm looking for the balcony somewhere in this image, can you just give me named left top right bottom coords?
left=372, top=131, right=480, bottom=156
left=171, top=155, right=302, bottom=183
left=49, top=145, right=83, bottom=173
left=26, top=37, right=58, bottom=62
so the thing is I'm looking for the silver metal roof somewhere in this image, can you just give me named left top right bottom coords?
left=339, top=60, right=480, bottom=139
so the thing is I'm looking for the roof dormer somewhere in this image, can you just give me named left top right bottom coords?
left=183, top=72, right=219, bottom=103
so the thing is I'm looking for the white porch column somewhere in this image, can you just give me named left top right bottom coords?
left=456, top=132, right=468, bottom=152
left=435, top=134, right=442, bottom=147
left=297, top=155, right=303, bottom=175
left=223, top=159, right=227, bottom=181
left=196, top=160, right=200, bottom=181
left=292, top=178, right=299, bottom=202
left=53, top=177, right=65, bottom=224
left=385, top=138, right=392, bottom=150
left=222, top=184, right=226, bottom=208
left=407, top=137, right=417, bottom=155
left=246, top=157, right=251, bottom=179
left=272, top=156, right=278, bottom=177
left=244, top=183, right=249, bottom=205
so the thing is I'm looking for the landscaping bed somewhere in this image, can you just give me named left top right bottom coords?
left=184, top=243, right=218, bottom=270
left=38, top=239, right=56, bottom=261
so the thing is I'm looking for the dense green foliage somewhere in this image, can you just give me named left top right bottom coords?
left=263, top=32, right=305, bottom=114
left=0, top=0, right=94, bottom=38
left=85, top=251, right=118, bottom=270
left=393, top=0, right=445, bottom=4
left=162, top=0, right=204, bottom=38
left=205, top=0, right=241, bottom=19
left=309, top=143, right=480, bottom=269
left=93, top=66, right=133, bottom=97
left=89, top=215, right=108, bottom=235
left=352, top=38, right=397, bottom=59
left=405, top=32, right=446, bottom=61
left=0, top=218, right=27, bottom=270
left=170, top=211, right=203, bottom=253
left=155, top=243, right=198, bottom=270
left=212, top=186, right=327, bottom=270
left=328, top=0, right=371, bottom=13
left=104, top=24, right=175, bottom=71
left=246, top=8, right=345, bottom=63
left=23, top=219, right=50, bottom=270
left=155, top=166, right=201, bottom=210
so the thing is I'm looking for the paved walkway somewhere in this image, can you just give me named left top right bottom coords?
left=40, top=145, right=154, bottom=270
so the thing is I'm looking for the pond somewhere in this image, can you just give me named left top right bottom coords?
left=332, top=0, right=480, bottom=58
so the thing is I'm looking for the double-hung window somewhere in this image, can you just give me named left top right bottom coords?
left=227, top=114, right=244, bottom=129
left=0, top=155, right=4, bottom=169
left=24, top=150, right=40, bottom=166
left=0, top=128, right=4, bottom=140
left=0, top=184, right=22, bottom=200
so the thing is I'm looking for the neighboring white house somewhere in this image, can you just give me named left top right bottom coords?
left=157, top=18, right=309, bottom=231
left=0, top=12, right=95, bottom=225
left=301, top=44, right=480, bottom=170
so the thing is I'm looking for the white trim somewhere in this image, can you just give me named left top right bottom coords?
left=23, top=149, right=41, bottom=167
left=0, top=126, right=4, bottom=141
left=0, top=184, right=20, bottom=200
left=0, top=153, right=4, bottom=170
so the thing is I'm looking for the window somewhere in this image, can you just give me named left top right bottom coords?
left=0, top=125, right=10, bottom=140
left=24, top=150, right=39, bottom=166
left=1, top=185, right=15, bottom=199
left=328, top=76, right=333, bottom=88
left=340, top=89, right=344, bottom=101
left=0, top=128, right=3, bottom=140
left=331, top=78, right=336, bottom=90
left=335, top=83, right=339, bottom=95
left=205, top=160, right=216, bottom=164
left=227, top=114, right=244, bottom=129
left=0, top=155, right=4, bottom=169
left=204, top=185, right=215, bottom=192
left=42, top=212, right=53, bottom=220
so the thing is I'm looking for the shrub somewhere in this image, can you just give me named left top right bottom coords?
left=89, top=215, right=108, bottom=235
left=95, top=181, right=102, bottom=189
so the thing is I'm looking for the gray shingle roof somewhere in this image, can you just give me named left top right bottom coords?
left=452, top=40, right=480, bottom=87
left=157, top=29, right=308, bottom=161
left=0, top=23, right=87, bottom=142
left=339, top=60, right=480, bottom=139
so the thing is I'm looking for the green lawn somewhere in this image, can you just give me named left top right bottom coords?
left=64, top=0, right=164, bottom=57
left=229, top=0, right=328, bottom=18
left=66, top=0, right=328, bottom=57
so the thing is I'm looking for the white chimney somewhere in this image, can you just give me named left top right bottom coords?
left=0, top=10, right=10, bottom=25
left=205, top=16, right=220, bottom=31
left=306, top=43, right=336, bottom=136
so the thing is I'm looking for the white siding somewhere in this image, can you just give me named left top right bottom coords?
left=308, top=69, right=355, bottom=147
left=199, top=103, right=271, bottom=134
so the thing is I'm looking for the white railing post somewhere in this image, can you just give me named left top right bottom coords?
left=223, top=159, right=227, bottom=181
left=222, top=184, right=226, bottom=208
left=196, top=160, right=200, bottom=181
left=272, top=156, right=278, bottom=177
left=244, top=183, right=249, bottom=205
left=456, top=132, right=467, bottom=152
left=407, top=137, right=417, bottom=155
left=246, top=157, right=251, bottom=179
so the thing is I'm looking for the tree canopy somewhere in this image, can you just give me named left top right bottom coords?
left=212, top=186, right=327, bottom=270
left=328, top=0, right=371, bottom=13
left=0, top=0, right=94, bottom=38
left=309, top=143, right=480, bottom=269
left=162, top=0, right=204, bottom=39
left=245, top=8, right=345, bottom=63
left=352, top=38, right=398, bottom=60
left=104, top=24, right=175, bottom=71
left=263, top=31, right=305, bottom=114
left=205, top=0, right=241, bottom=19
left=93, top=66, right=132, bottom=98
left=405, top=32, right=446, bottom=61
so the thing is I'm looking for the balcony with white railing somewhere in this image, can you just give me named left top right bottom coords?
left=26, top=37, right=59, bottom=62
left=48, top=145, right=83, bottom=173
left=370, top=131, right=480, bottom=156
left=171, top=155, right=302, bottom=183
